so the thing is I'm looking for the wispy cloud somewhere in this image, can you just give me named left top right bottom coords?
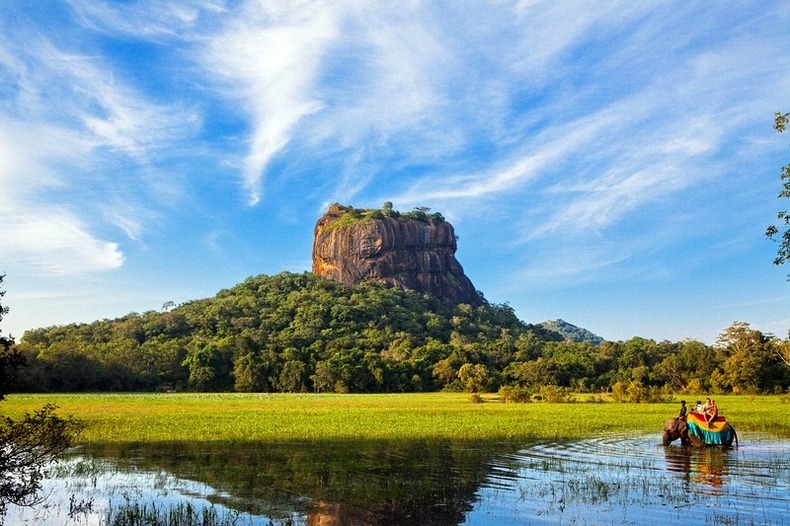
left=521, top=246, right=634, bottom=284
left=66, top=0, right=227, bottom=39
left=202, top=2, right=340, bottom=205
left=0, top=118, right=124, bottom=275
left=391, top=107, right=621, bottom=206
left=1, top=0, right=788, bottom=342
left=34, top=42, right=197, bottom=158
left=0, top=11, right=197, bottom=277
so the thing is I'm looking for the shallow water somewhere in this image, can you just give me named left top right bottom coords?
left=4, top=434, right=788, bottom=525
left=470, top=435, right=789, bottom=525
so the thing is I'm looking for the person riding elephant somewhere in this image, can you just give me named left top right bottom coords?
left=703, top=397, right=718, bottom=426
left=662, top=417, right=691, bottom=446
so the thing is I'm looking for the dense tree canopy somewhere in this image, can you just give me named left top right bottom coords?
left=7, top=272, right=790, bottom=396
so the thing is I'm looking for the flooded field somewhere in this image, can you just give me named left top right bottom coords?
left=5, top=434, right=789, bottom=525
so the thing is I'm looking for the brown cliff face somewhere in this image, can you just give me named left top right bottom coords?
left=312, top=204, right=482, bottom=306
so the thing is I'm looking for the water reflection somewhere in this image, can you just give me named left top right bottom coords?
left=75, top=440, right=514, bottom=526
left=4, top=436, right=789, bottom=525
left=664, top=445, right=730, bottom=492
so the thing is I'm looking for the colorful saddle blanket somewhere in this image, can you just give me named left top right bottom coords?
left=687, top=412, right=734, bottom=446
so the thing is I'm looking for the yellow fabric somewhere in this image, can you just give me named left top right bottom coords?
left=688, top=412, right=722, bottom=431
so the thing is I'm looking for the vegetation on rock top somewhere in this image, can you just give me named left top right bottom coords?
left=320, top=203, right=446, bottom=230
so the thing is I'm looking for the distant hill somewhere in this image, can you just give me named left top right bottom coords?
left=540, top=319, right=604, bottom=345
left=16, top=271, right=559, bottom=393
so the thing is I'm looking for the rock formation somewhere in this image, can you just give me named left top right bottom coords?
left=312, top=204, right=482, bottom=307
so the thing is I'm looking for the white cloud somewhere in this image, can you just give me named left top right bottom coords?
left=203, top=1, right=340, bottom=205
left=38, top=43, right=197, bottom=158
left=0, top=119, right=124, bottom=275
left=0, top=16, right=197, bottom=277
left=66, top=0, right=227, bottom=39
left=534, top=165, right=690, bottom=239
left=0, top=212, right=124, bottom=276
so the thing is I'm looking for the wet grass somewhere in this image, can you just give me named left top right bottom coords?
left=104, top=502, right=253, bottom=526
left=3, top=392, right=788, bottom=444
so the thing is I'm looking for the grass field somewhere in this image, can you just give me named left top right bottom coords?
left=2, top=392, right=788, bottom=443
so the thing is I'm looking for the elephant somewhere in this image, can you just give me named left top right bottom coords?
left=663, top=416, right=738, bottom=447
left=662, top=417, right=691, bottom=446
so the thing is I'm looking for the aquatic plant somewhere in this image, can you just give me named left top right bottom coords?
left=106, top=502, right=249, bottom=526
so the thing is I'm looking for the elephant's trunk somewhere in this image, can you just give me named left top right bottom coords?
left=662, top=431, right=673, bottom=446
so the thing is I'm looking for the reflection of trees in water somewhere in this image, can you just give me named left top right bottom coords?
left=664, top=446, right=730, bottom=494
left=82, top=440, right=516, bottom=525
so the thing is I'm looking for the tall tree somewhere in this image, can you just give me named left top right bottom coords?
left=714, top=322, right=782, bottom=393
left=766, top=111, right=790, bottom=275
left=780, top=332, right=790, bottom=367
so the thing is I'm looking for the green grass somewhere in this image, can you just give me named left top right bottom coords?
left=2, top=393, right=788, bottom=444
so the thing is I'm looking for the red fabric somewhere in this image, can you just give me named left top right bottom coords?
left=689, top=412, right=724, bottom=423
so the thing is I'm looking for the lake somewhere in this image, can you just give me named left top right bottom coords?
left=4, top=434, right=789, bottom=525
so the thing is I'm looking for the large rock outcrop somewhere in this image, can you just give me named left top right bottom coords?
left=312, top=204, right=482, bottom=306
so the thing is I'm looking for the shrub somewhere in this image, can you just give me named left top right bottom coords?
left=499, top=385, right=532, bottom=403
left=685, top=378, right=703, bottom=394
left=585, top=394, right=605, bottom=403
left=611, top=381, right=672, bottom=403
left=539, top=384, right=572, bottom=403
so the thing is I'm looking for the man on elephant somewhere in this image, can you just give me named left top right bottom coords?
left=677, top=400, right=687, bottom=420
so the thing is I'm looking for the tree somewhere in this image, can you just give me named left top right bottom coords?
left=0, top=274, right=79, bottom=516
left=504, top=358, right=560, bottom=389
left=778, top=332, right=790, bottom=367
left=0, top=273, right=25, bottom=401
left=766, top=111, right=790, bottom=276
left=233, top=353, right=271, bottom=392
left=310, top=361, right=340, bottom=393
left=654, top=339, right=717, bottom=391
left=276, top=360, right=307, bottom=392
left=432, top=358, right=458, bottom=389
left=457, top=363, right=489, bottom=393
left=0, top=339, right=26, bottom=402
left=182, top=341, right=233, bottom=391
left=714, top=322, right=782, bottom=393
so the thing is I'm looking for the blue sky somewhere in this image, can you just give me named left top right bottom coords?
left=1, top=1, right=789, bottom=344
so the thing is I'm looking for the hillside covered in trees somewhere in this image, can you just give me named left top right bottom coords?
left=540, top=319, right=605, bottom=346
left=9, top=272, right=790, bottom=396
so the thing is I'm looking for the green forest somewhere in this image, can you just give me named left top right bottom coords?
left=8, top=272, right=790, bottom=397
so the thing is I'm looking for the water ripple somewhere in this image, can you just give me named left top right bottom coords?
left=466, top=434, right=790, bottom=526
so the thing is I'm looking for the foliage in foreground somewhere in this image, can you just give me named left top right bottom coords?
left=0, top=273, right=80, bottom=516
left=0, top=404, right=79, bottom=514
left=766, top=110, right=790, bottom=278
left=8, top=272, right=790, bottom=396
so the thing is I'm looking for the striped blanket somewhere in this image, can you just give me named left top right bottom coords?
left=686, top=412, right=735, bottom=446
